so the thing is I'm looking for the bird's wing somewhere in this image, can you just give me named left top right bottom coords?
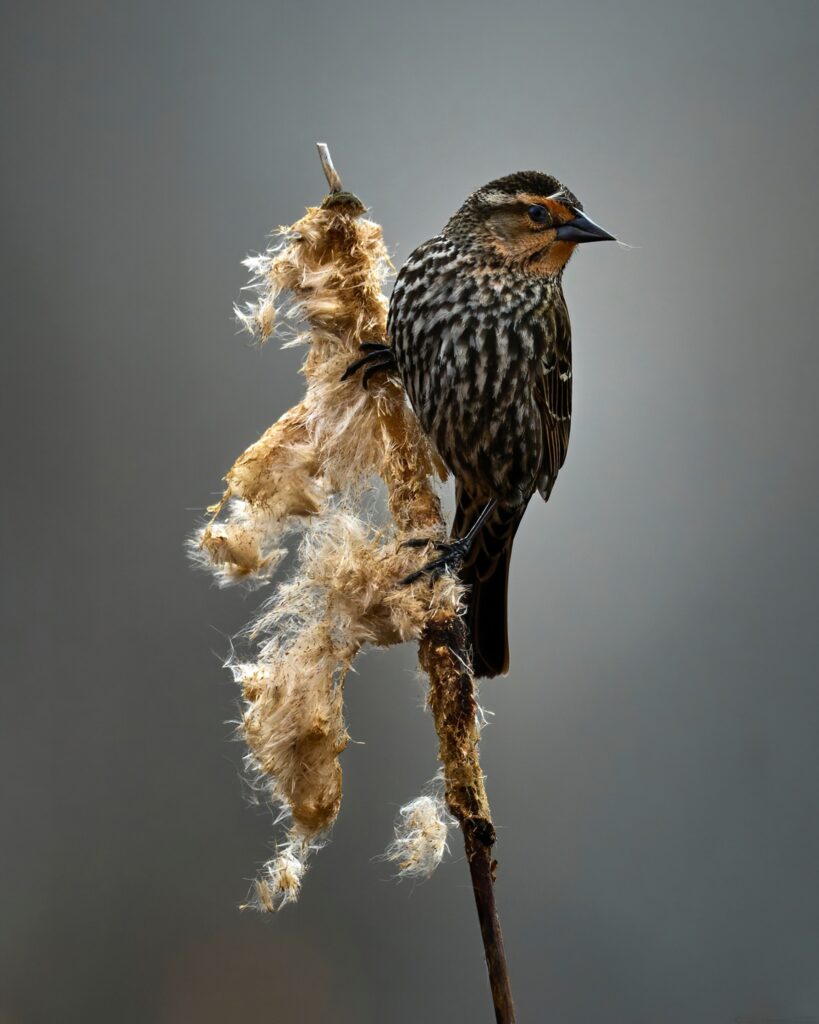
left=534, top=292, right=572, bottom=500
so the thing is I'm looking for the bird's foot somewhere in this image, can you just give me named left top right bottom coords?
left=399, top=537, right=470, bottom=585
left=340, top=342, right=397, bottom=390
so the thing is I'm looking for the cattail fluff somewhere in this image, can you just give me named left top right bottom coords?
left=385, top=794, right=454, bottom=879
left=190, top=190, right=461, bottom=909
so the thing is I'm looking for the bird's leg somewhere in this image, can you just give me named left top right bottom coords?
left=341, top=342, right=397, bottom=390
left=400, top=499, right=498, bottom=585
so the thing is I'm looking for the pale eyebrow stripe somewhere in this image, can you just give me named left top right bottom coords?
left=481, top=190, right=516, bottom=206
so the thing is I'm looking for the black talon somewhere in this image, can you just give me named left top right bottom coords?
left=361, top=357, right=395, bottom=389
left=341, top=342, right=397, bottom=388
left=400, top=540, right=470, bottom=585
left=340, top=349, right=383, bottom=381
left=398, top=499, right=498, bottom=586
left=400, top=537, right=449, bottom=550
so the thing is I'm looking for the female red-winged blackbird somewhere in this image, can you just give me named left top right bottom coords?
left=347, top=171, right=614, bottom=677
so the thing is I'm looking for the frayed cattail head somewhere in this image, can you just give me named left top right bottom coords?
left=191, top=147, right=511, bottom=1023
left=190, top=170, right=464, bottom=908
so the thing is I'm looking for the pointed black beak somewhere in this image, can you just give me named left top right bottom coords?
left=555, top=207, right=616, bottom=244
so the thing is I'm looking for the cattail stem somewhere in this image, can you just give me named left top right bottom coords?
left=316, top=142, right=516, bottom=1020
left=314, top=140, right=517, bottom=1023
left=316, top=142, right=343, bottom=193
left=465, top=828, right=516, bottom=1024
left=196, top=141, right=515, bottom=1018
left=421, top=610, right=516, bottom=1023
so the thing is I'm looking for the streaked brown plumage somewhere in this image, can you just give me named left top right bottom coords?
left=352, top=171, right=614, bottom=676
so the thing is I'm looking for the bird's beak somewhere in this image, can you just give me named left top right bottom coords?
left=555, top=207, right=616, bottom=244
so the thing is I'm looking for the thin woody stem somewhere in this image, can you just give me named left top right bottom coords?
left=464, top=824, right=516, bottom=1024
left=421, top=614, right=516, bottom=1024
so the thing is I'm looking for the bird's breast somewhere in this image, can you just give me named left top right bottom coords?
left=388, top=239, right=562, bottom=503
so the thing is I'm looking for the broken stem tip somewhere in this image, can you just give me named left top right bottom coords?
left=316, top=142, right=343, bottom=193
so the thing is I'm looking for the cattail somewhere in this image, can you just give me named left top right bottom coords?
left=190, top=155, right=461, bottom=901
left=190, top=145, right=514, bottom=1022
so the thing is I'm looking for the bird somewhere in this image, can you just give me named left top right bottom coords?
left=344, top=171, right=614, bottom=677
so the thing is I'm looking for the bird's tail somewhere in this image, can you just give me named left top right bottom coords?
left=453, top=485, right=524, bottom=679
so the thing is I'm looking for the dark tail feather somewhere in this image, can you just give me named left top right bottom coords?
left=453, top=486, right=524, bottom=679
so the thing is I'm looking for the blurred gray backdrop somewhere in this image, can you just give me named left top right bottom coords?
left=2, top=1, right=818, bottom=1022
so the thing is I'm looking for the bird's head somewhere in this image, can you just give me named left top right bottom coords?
left=444, top=170, right=615, bottom=277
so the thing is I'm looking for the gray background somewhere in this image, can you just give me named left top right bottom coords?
left=2, top=1, right=818, bottom=1022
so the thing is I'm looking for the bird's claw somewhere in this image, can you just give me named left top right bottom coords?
left=399, top=537, right=450, bottom=550
left=399, top=538, right=469, bottom=585
left=341, top=342, right=397, bottom=390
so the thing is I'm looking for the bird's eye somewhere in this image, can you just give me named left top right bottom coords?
left=527, top=204, right=550, bottom=224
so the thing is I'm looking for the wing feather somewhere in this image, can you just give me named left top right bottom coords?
left=535, top=293, right=572, bottom=500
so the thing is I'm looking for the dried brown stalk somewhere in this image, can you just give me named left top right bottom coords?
left=190, top=144, right=515, bottom=1022
left=421, top=611, right=515, bottom=1023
